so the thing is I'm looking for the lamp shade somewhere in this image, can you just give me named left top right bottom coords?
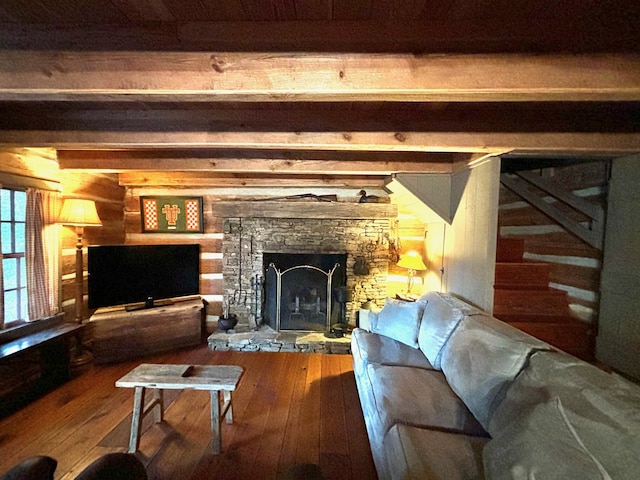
left=57, top=198, right=102, bottom=226
left=397, top=250, right=427, bottom=271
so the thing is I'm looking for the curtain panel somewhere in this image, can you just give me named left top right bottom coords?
left=26, top=189, right=60, bottom=320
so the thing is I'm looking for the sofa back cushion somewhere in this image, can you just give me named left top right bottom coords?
left=351, top=328, right=434, bottom=373
left=440, top=314, right=550, bottom=429
left=372, top=297, right=427, bottom=349
left=484, top=396, right=613, bottom=480
left=416, top=291, right=485, bottom=317
left=384, top=424, right=488, bottom=480
left=366, top=363, right=487, bottom=438
left=489, top=350, right=640, bottom=479
left=417, top=292, right=467, bottom=370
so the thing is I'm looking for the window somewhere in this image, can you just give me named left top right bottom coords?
left=1, top=188, right=28, bottom=323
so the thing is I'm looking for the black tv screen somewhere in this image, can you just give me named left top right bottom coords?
left=88, top=244, right=200, bottom=309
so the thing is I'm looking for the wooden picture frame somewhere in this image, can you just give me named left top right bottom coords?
left=140, top=196, right=204, bottom=233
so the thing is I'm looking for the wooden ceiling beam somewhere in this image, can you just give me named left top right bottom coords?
left=179, top=19, right=640, bottom=54
left=57, top=150, right=455, bottom=174
left=1, top=51, right=639, bottom=103
left=0, top=19, right=637, bottom=53
left=118, top=172, right=386, bottom=188
left=2, top=129, right=639, bottom=154
left=3, top=103, right=637, bottom=133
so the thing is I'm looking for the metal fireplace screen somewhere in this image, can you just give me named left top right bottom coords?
left=263, top=253, right=346, bottom=332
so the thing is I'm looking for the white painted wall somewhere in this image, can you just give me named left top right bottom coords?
left=417, top=159, right=500, bottom=312
left=596, top=154, right=640, bottom=380
left=442, top=159, right=501, bottom=312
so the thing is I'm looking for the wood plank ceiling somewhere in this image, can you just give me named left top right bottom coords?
left=0, top=0, right=639, bottom=185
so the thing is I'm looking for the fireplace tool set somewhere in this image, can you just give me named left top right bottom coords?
left=225, top=273, right=263, bottom=331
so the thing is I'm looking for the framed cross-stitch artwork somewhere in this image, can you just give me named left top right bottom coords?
left=140, top=196, right=204, bottom=233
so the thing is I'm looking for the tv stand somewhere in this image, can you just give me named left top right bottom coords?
left=124, top=298, right=174, bottom=312
left=89, top=296, right=203, bottom=364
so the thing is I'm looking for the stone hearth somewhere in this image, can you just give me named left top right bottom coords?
left=208, top=324, right=352, bottom=354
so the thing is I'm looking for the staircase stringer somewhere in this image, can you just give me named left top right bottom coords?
left=500, top=173, right=604, bottom=250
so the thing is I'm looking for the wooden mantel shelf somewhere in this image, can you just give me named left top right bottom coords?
left=211, top=201, right=397, bottom=219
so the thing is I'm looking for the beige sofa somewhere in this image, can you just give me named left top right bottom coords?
left=351, top=291, right=640, bottom=479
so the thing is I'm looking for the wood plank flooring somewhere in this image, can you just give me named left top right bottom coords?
left=0, top=344, right=377, bottom=480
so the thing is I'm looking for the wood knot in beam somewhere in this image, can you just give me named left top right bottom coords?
left=210, top=55, right=228, bottom=73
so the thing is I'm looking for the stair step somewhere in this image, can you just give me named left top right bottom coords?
left=494, top=262, right=551, bottom=290
left=508, top=321, right=594, bottom=361
left=493, top=288, right=570, bottom=316
left=496, top=237, right=525, bottom=262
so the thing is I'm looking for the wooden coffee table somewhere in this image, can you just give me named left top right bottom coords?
left=115, top=363, right=244, bottom=454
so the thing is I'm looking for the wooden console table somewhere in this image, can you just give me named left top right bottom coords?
left=89, top=297, right=203, bottom=364
left=116, top=363, right=244, bottom=454
left=1, top=321, right=84, bottom=413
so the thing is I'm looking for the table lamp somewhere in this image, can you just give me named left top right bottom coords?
left=397, top=250, right=427, bottom=295
left=57, top=198, right=102, bottom=323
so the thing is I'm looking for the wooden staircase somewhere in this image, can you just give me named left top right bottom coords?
left=493, top=237, right=594, bottom=361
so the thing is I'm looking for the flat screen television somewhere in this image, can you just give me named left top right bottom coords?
left=88, top=244, right=200, bottom=309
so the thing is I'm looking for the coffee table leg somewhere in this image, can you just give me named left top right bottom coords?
left=210, top=390, right=221, bottom=454
left=223, top=390, right=233, bottom=424
left=129, top=386, right=146, bottom=453
left=153, top=388, right=164, bottom=423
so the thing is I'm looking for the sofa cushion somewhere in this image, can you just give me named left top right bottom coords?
left=440, top=314, right=550, bottom=430
left=417, top=291, right=484, bottom=317
left=484, top=396, right=612, bottom=480
left=351, top=328, right=434, bottom=374
left=417, top=292, right=467, bottom=370
left=384, top=424, right=487, bottom=480
left=366, top=363, right=487, bottom=438
left=373, top=298, right=427, bottom=349
left=490, top=350, right=640, bottom=479
left=358, top=309, right=378, bottom=331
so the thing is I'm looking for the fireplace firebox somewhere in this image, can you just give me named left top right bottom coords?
left=263, top=253, right=347, bottom=332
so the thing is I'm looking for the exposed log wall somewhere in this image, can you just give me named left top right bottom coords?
left=498, top=161, right=609, bottom=323
left=59, top=171, right=125, bottom=321
left=122, top=180, right=396, bottom=318
left=0, top=150, right=124, bottom=323
left=386, top=213, right=428, bottom=297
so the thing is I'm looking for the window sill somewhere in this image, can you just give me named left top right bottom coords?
left=2, top=319, right=27, bottom=330
left=0, top=313, right=64, bottom=343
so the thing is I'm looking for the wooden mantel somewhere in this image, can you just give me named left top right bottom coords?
left=211, top=201, right=397, bottom=219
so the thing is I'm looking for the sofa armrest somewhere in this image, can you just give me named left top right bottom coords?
left=0, top=456, right=57, bottom=480
left=74, top=453, right=147, bottom=480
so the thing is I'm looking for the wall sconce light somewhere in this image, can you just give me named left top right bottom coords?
left=57, top=198, right=102, bottom=323
left=397, top=250, right=427, bottom=295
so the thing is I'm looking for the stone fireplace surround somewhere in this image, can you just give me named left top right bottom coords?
left=217, top=201, right=397, bottom=332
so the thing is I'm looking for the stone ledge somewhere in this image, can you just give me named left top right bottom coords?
left=212, top=201, right=397, bottom=219
left=207, top=325, right=351, bottom=354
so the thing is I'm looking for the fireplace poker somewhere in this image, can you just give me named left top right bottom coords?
left=250, top=274, right=263, bottom=330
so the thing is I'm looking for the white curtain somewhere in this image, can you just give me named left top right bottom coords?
left=26, top=189, right=60, bottom=320
left=41, top=190, right=61, bottom=316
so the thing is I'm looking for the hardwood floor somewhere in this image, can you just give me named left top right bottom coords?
left=0, top=344, right=377, bottom=480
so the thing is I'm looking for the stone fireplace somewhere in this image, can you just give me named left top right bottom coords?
left=217, top=201, right=397, bottom=331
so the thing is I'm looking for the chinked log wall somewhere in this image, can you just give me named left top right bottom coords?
left=497, top=162, right=607, bottom=324
left=0, top=149, right=125, bottom=324
left=213, top=201, right=398, bottom=328
left=494, top=162, right=608, bottom=360
left=123, top=184, right=397, bottom=316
